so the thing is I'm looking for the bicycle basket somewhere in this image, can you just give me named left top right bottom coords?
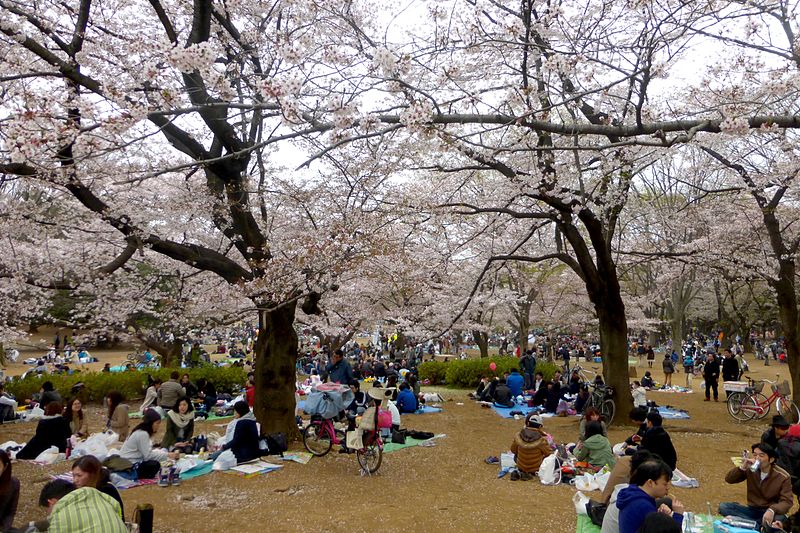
left=777, top=380, right=791, bottom=396
left=750, top=380, right=765, bottom=393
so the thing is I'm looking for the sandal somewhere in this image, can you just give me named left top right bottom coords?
left=485, top=456, right=500, bottom=464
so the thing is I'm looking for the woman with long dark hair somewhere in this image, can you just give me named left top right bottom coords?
left=105, top=391, right=129, bottom=441
left=162, top=397, right=194, bottom=452
left=72, top=455, right=124, bottom=519
left=63, top=397, right=88, bottom=438
left=118, top=409, right=177, bottom=478
left=0, top=450, right=20, bottom=532
left=16, top=402, right=71, bottom=460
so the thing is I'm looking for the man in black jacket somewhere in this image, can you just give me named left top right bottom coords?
left=721, top=349, right=740, bottom=398
left=703, top=352, right=720, bottom=401
left=763, top=415, right=791, bottom=449
left=640, top=412, right=677, bottom=470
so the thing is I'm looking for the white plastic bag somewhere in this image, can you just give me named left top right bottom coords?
left=595, top=470, right=611, bottom=492
left=72, top=434, right=111, bottom=461
left=21, top=407, right=44, bottom=421
left=212, top=449, right=237, bottom=471
left=34, top=445, right=62, bottom=464
left=612, top=442, right=627, bottom=456
left=573, top=491, right=590, bottom=515
left=538, top=454, right=561, bottom=485
left=574, top=473, right=600, bottom=492
left=346, top=430, right=363, bottom=450
left=97, top=431, right=119, bottom=447
left=207, top=432, right=222, bottom=450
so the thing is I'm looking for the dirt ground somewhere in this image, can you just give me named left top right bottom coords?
left=0, top=346, right=793, bottom=532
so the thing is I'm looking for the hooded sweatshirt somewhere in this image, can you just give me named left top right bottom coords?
left=641, top=426, right=677, bottom=470
left=575, top=433, right=616, bottom=469
left=510, top=427, right=552, bottom=473
left=617, top=484, right=682, bottom=533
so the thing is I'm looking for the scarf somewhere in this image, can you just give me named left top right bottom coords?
left=167, top=409, right=194, bottom=429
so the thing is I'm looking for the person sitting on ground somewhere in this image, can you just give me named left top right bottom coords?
left=118, top=409, right=177, bottom=479
left=568, top=370, right=582, bottom=394
left=575, top=421, right=616, bottom=469
left=641, top=371, right=655, bottom=389
left=493, top=378, right=514, bottom=408
left=180, top=373, right=198, bottom=399
left=624, top=407, right=649, bottom=453
left=219, top=401, right=261, bottom=464
left=105, top=391, right=129, bottom=441
left=544, top=380, right=565, bottom=414
left=632, top=381, right=647, bottom=408
left=161, top=397, right=195, bottom=452
left=509, top=413, right=552, bottom=481
left=139, top=378, right=161, bottom=413
left=407, top=373, right=421, bottom=399
left=507, top=368, right=524, bottom=397
left=38, top=479, right=127, bottom=533
left=719, top=442, right=793, bottom=527
left=396, top=383, right=418, bottom=414
left=531, top=371, right=544, bottom=393
left=600, top=450, right=659, bottom=532
left=616, top=460, right=685, bottom=533
left=346, top=381, right=369, bottom=433
left=64, top=397, right=88, bottom=438
left=157, top=371, right=185, bottom=412
left=196, top=378, right=218, bottom=413
left=600, top=450, right=656, bottom=506
left=579, top=407, right=608, bottom=443
left=479, top=377, right=499, bottom=402
left=776, top=423, right=800, bottom=497
left=0, top=450, right=20, bottom=532
left=39, top=381, right=62, bottom=409
left=16, top=402, right=71, bottom=460
left=71, top=455, right=124, bottom=519
left=762, top=414, right=791, bottom=450
left=640, top=412, right=677, bottom=470
left=0, top=384, right=18, bottom=422
left=470, top=376, right=490, bottom=400
left=574, top=385, right=591, bottom=414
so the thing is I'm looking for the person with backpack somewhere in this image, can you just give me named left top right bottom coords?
left=509, top=413, right=552, bottom=481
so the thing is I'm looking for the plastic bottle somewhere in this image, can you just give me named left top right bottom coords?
left=683, top=511, right=693, bottom=532
left=722, top=516, right=758, bottom=529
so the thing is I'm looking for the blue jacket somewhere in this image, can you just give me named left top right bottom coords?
left=396, top=388, right=418, bottom=413
left=222, top=418, right=261, bottom=464
left=617, top=485, right=682, bottom=533
left=325, top=359, right=354, bottom=384
left=507, top=372, right=524, bottom=396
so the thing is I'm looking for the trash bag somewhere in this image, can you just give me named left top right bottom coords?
left=34, top=446, right=62, bottom=464
left=72, top=434, right=110, bottom=461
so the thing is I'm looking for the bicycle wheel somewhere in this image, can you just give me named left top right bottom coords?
left=356, top=442, right=383, bottom=474
left=303, top=423, right=333, bottom=456
left=777, top=397, right=800, bottom=424
left=600, top=399, right=616, bottom=425
left=750, top=393, right=771, bottom=419
left=727, top=392, right=749, bottom=421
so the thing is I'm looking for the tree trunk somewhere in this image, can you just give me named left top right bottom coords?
left=254, top=303, right=300, bottom=438
left=472, top=330, right=489, bottom=358
left=516, top=302, right=531, bottom=353
left=136, top=334, right=183, bottom=367
left=596, top=297, right=634, bottom=424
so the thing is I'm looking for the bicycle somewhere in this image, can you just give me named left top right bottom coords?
left=302, top=414, right=384, bottom=474
left=584, top=382, right=616, bottom=425
left=302, top=415, right=347, bottom=456
left=727, top=374, right=800, bottom=423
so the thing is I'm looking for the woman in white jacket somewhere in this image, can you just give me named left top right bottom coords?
left=119, top=409, right=177, bottom=478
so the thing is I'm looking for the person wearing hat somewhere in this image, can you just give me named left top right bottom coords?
left=509, top=413, right=552, bottom=480
left=763, top=415, right=791, bottom=450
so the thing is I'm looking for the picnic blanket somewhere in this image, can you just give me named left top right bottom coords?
left=651, top=385, right=693, bottom=393
left=576, top=514, right=600, bottom=533
left=383, top=433, right=446, bottom=453
left=489, top=403, right=540, bottom=419
left=411, top=406, right=442, bottom=414
left=656, top=407, right=690, bottom=419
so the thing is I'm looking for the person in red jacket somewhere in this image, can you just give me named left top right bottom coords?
left=245, top=377, right=255, bottom=408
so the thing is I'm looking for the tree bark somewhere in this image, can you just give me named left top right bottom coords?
left=136, top=335, right=184, bottom=367
left=595, top=289, right=635, bottom=423
left=472, top=330, right=489, bottom=358
left=253, top=303, right=300, bottom=438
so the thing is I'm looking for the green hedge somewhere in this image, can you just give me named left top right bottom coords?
left=418, top=357, right=559, bottom=388
left=5, top=366, right=248, bottom=405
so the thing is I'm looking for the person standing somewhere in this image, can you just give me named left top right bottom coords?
left=661, top=354, right=675, bottom=388
left=519, top=350, right=537, bottom=390
left=721, top=349, right=740, bottom=398
left=703, top=352, right=720, bottom=402
left=324, top=349, right=354, bottom=385
left=645, top=345, right=655, bottom=368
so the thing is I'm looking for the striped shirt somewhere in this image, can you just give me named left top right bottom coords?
left=48, top=487, right=127, bottom=533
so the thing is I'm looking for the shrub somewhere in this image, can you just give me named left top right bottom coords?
left=419, top=357, right=559, bottom=388
left=5, top=365, right=248, bottom=404
left=417, top=361, right=448, bottom=385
